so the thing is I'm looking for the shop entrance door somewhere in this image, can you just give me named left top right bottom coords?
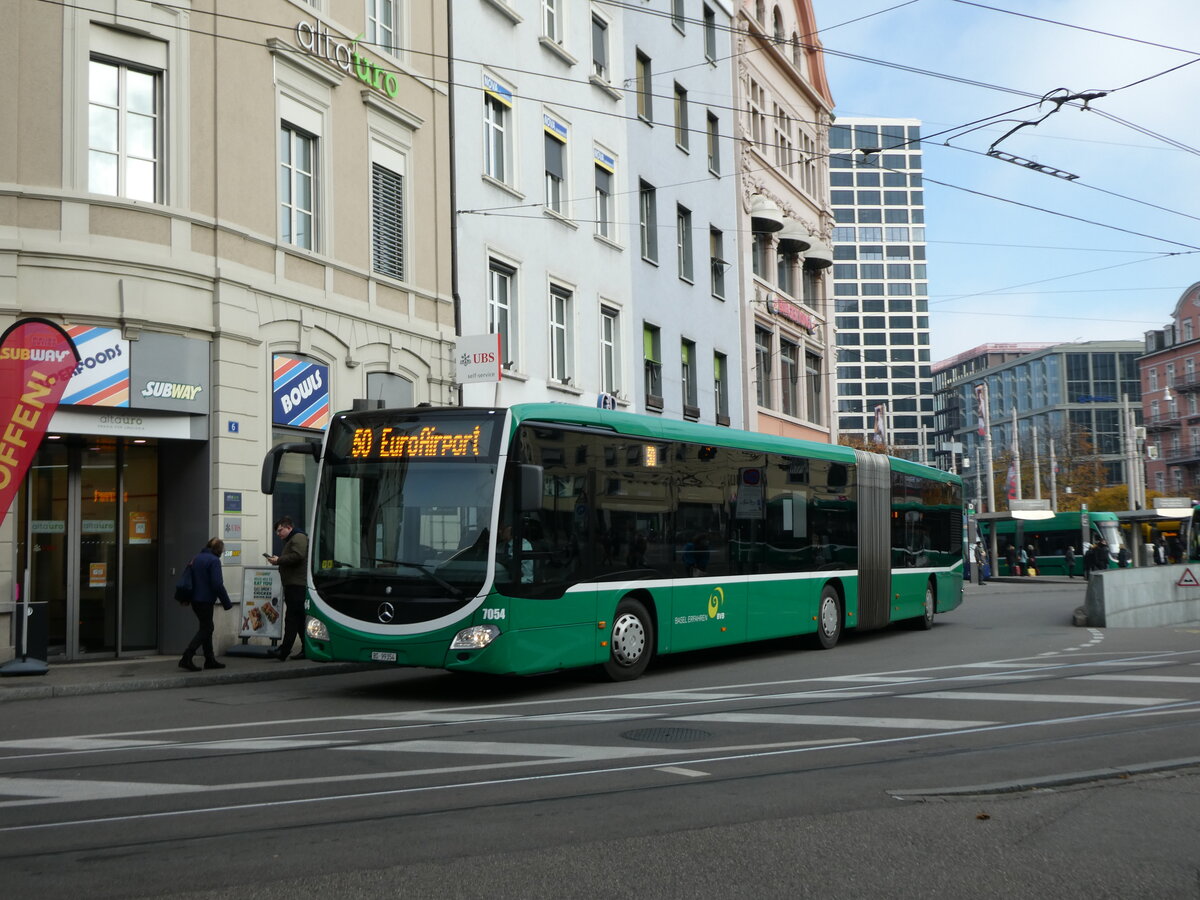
left=21, top=437, right=159, bottom=659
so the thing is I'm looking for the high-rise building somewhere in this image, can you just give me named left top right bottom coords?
left=827, top=117, right=932, bottom=460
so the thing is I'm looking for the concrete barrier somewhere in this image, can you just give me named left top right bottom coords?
left=1085, top=564, right=1200, bottom=628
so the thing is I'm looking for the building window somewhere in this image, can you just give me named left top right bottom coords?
left=676, top=205, right=693, bottom=282
left=371, top=162, right=404, bottom=279
left=752, top=232, right=769, bottom=278
left=682, top=339, right=698, bottom=414
left=366, top=371, right=414, bottom=408
left=591, top=14, right=609, bottom=80
left=672, top=0, right=686, bottom=31
left=703, top=5, right=717, bottom=60
left=706, top=111, right=720, bottom=174
left=1149, top=367, right=1158, bottom=391
left=279, top=123, right=317, bottom=250
left=549, top=284, right=573, bottom=384
left=806, top=352, right=823, bottom=424
left=714, top=352, right=729, bottom=422
left=601, top=306, right=620, bottom=395
left=644, top=324, right=663, bottom=407
left=748, top=79, right=766, bottom=149
left=710, top=228, right=726, bottom=299
left=755, top=326, right=772, bottom=408
left=542, top=0, right=562, bottom=43
left=366, top=0, right=399, bottom=55
left=772, top=6, right=784, bottom=41
left=88, top=59, right=160, bottom=202
left=544, top=130, right=566, bottom=214
left=674, top=83, right=689, bottom=150
left=1185, top=320, right=1195, bottom=342
left=636, top=51, right=653, bottom=121
left=780, top=341, right=799, bottom=416
left=595, top=160, right=613, bottom=240
left=776, top=250, right=797, bottom=297
left=483, top=88, right=511, bottom=182
left=639, top=180, right=658, bottom=262
left=488, top=260, right=515, bottom=367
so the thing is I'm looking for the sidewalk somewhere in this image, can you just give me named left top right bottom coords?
left=0, top=652, right=373, bottom=703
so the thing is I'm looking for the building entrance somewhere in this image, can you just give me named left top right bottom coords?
left=18, top=436, right=159, bottom=659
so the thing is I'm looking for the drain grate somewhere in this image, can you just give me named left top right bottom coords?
left=621, top=727, right=712, bottom=743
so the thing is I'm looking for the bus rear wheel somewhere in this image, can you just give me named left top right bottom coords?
left=813, top=585, right=842, bottom=650
left=917, top=581, right=935, bottom=630
left=603, top=598, right=654, bottom=681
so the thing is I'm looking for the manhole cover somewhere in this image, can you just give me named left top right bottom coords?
left=621, top=727, right=712, bottom=743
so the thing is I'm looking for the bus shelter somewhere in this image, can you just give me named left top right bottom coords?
left=1115, top=498, right=1193, bottom=567
left=973, top=501, right=1057, bottom=578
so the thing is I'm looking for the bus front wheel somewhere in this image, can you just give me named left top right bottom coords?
left=603, top=598, right=654, bottom=681
left=814, top=585, right=843, bottom=650
left=916, top=581, right=935, bottom=630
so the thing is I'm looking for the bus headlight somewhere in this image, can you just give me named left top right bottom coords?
left=305, top=617, right=330, bottom=641
left=450, top=624, right=500, bottom=650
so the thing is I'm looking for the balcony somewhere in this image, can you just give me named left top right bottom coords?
left=1144, top=414, right=1181, bottom=433
left=1171, top=374, right=1200, bottom=394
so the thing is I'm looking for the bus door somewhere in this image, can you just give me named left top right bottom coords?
left=669, top=443, right=748, bottom=652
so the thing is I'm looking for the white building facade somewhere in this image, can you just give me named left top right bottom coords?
left=625, top=1, right=744, bottom=428
left=453, top=1, right=635, bottom=410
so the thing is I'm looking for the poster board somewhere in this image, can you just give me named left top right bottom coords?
left=239, top=567, right=284, bottom=640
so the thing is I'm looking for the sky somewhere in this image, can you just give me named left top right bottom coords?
left=808, top=0, right=1200, bottom=363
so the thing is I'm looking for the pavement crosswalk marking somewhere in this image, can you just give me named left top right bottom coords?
left=0, top=738, right=168, bottom=752
left=669, top=713, right=995, bottom=730
left=0, top=777, right=206, bottom=806
left=346, top=740, right=679, bottom=760
left=1072, top=674, right=1200, bottom=684
left=908, top=691, right=1181, bottom=706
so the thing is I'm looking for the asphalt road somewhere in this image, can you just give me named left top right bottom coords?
left=1, top=578, right=1198, bottom=899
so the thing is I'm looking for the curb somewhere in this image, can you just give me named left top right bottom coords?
left=887, top=756, right=1200, bottom=800
left=0, top=662, right=376, bottom=703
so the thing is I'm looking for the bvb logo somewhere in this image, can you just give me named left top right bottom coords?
left=707, top=586, right=725, bottom=619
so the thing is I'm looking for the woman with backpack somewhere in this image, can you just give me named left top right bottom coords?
left=179, top=538, right=234, bottom=672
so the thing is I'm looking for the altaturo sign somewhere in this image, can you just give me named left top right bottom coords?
left=295, top=19, right=400, bottom=99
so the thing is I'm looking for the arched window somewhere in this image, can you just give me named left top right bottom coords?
left=755, top=0, right=765, bottom=26
left=773, top=6, right=784, bottom=42
left=792, top=32, right=804, bottom=70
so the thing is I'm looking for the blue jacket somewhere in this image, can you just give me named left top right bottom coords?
left=191, top=547, right=232, bottom=609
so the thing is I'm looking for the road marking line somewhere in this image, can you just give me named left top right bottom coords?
left=909, top=691, right=1181, bottom=706
left=671, top=713, right=995, bottom=730
left=0, top=738, right=167, bottom=751
left=1072, top=674, right=1200, bottom=684
left=657, top=766, right=708, bottom=777
left=769, top=691, right=887, bottom=699
left=0, top=777, right=206, bottom=805
left=346, top=740, right=679, bottom=760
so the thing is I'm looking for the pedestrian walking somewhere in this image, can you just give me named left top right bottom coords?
left=267, top=516, right=309, bottom=661
left=1064, top=545, right=1076, bottom=578
left=179, top=538, right=233, bottom=672
left=973, top=541, right=987, bottom=586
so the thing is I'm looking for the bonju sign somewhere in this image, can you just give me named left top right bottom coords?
left=0, top=318, right=80, bottom=518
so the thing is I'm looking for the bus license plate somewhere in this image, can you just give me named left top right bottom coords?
left=371, top=651, right=397, bottom=662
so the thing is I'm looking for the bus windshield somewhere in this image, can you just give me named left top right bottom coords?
left=310, top=410, right=504, bottom=624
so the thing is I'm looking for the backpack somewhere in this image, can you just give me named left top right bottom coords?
left=174, top=559, right=196, bottom=605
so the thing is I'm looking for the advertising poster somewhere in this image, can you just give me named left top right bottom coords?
left=272, top=355, right=330, bottom=430
left=61, top=325, right=130, bottom=407
left=239, top=567, right=283, bottom=640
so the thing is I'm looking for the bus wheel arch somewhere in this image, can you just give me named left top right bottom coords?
left=813, top=581, right=844, bottom=650
left=602, top=594, right=656, bottom=681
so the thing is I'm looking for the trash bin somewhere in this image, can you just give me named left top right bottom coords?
left=15, top=601, right=48, bottom=661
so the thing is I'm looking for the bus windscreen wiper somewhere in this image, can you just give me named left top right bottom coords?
left=372, top=558, right=464, bottom=597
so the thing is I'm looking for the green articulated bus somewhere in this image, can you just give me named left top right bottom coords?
left=980, top=511, right=1124, bottom=576
left=262, top=403, right=964, bottom=681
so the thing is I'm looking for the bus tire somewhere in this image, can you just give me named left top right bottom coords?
left=603, top=598, right=654, bottom=681
left=915, top=580, right=935, bottom=630
left=813, top=585, right=842, bottom=650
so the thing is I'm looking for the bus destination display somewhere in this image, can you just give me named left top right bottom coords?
left=349, top=424, right=485, bottom=460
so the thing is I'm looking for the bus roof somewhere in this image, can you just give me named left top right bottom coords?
left=503, top=403, right=961, bottom=487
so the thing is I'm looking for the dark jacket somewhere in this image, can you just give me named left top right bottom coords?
left=277, top=530, right=309, bottom=588
left=192, top=547, right=232, bottom=608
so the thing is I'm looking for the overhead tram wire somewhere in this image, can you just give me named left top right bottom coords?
left=47, top=0, right=1200, bottom=255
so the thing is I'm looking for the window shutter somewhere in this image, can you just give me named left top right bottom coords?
left=372, top=162, right=404, bottom=279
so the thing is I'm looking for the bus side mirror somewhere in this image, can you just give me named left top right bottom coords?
left=518, top=464, right=543, bottom=512
left=261, top=441, right=320, bottom=495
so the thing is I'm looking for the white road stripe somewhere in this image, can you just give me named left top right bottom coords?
left=0, top=738, right=167, bottom=751
left=347, top=740, right=679, bottom=760
left=657, top=766, right=709, bottom=777
left=616, top=692, right=748, bottom=700
left=356, top=712, right=511, bottom=723
left=810, top=675, right=925, bottom=683
left=671, top=713, right=994, bottom=730
left=0, top=778, right=206, bottom=805
left=770, top=691, right=887, bottom=699
left=189, top=739, right=354, bottom=752
left=1072, top=674, right=1200, bottom=684
left=909, top=691, right=1181, bottom=706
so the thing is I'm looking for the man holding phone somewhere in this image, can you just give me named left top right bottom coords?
left=265, top=516, right=308, bottom=660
